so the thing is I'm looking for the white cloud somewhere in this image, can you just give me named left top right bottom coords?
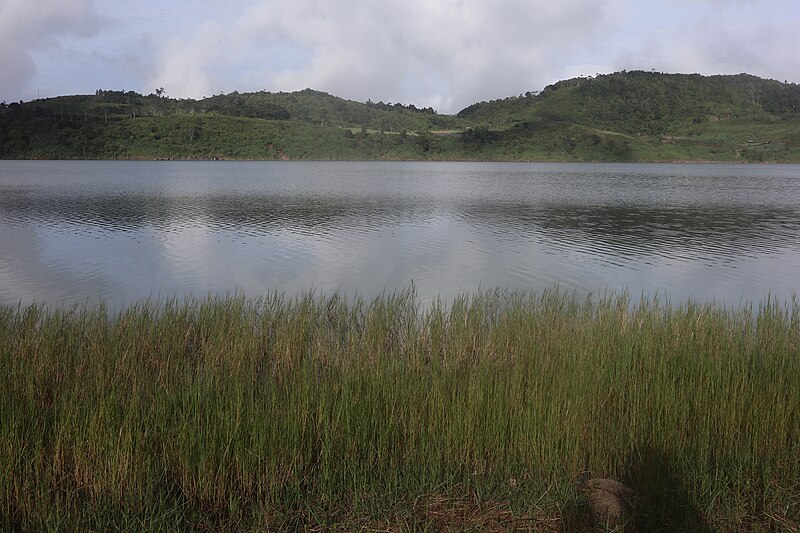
left=4, top=0, right=800, bottom=110
left=0, top=0, right=103, bottom=99
left=615, top=13, right=800, bottom=83
left=148, top=23, right=225, bottom=99
left=148, top=0, right=629, bottom=112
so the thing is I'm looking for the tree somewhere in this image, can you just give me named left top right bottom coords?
left=156, top=87, right=165, bottom=97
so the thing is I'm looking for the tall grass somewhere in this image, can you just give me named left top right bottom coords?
left=2, top=289, right=798, bottom=531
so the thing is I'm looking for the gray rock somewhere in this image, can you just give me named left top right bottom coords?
left=582, top=477, right=635, bottom=526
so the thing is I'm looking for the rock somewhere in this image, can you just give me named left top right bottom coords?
left=582, top=477, right=635, bottom=525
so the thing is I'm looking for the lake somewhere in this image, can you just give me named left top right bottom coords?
left=1, top=160, right=799, bottom=308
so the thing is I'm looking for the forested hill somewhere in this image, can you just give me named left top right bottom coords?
left=457, top=71, right=800, bottom=134
left=2, top=88, right=455, bottom=135
left=2, top=71, right=800, bottom=162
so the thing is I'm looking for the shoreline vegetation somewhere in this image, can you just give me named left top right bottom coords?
left=3, top=71, right=800, bottom=163
left=6, top=155, right=795, bottom=164
left=2, top=289, right=799, bottom=530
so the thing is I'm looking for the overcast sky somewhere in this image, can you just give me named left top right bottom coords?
left=1, top=0, right=798, bottom=113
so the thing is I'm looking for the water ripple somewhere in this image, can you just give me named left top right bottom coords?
left=2, top=160, right=800, bottom=307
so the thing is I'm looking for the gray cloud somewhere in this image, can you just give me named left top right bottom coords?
left=149, top=0, right=628, bottom=112
left=5, top=0, right=799, bottom=112
left=0, top=0, right=104, bottom=100
left=615, top=12, right=800, bottom=84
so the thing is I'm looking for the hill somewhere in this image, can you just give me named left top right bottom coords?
left=458, top=71, right=800, bottom=132
left=2, top=71, right=800, bottom=161
left=455, top=71, right=800, bottom=162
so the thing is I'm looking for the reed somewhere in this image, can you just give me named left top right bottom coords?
left=2, top=289, right=798, bottom=531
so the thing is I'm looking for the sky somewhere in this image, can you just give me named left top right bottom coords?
left=1, top=0, right=799, bottom=114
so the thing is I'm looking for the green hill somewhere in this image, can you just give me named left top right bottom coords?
left=2, top=72, right=800, bottom=161
left=458, top=71, right=800, bottom=132
left=200, top=89, right=457, bottom=131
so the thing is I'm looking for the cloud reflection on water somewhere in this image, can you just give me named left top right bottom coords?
left=1, top=161, right=799, bottom=308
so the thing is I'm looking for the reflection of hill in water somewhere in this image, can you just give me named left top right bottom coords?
left=457, top=202, right=800, bottom=261
left=3, top=191, right=800, bottom=262
left=0, top=192, right=436, bottom=233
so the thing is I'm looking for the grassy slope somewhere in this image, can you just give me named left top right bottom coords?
left=457, top=71, right=800, bottom=162
left=2, top=290, right=799, bottom=531
left=2, top=72, right=800, bottom=161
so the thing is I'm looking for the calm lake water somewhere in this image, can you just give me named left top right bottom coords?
left=1, top=160, right=799, bottom=308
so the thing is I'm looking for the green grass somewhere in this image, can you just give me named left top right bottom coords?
left=2, top=289, right=799, bottom=531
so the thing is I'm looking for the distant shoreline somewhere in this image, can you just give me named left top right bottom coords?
left=4, top=72, right=799, bottom=164
left=3, top=156, right=797, bottom=164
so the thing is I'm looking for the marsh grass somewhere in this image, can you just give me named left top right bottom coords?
left=2, top=289, right=799, bottom=531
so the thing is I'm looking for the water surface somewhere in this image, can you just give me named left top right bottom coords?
left=1, top=160, right=798, bottom=307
